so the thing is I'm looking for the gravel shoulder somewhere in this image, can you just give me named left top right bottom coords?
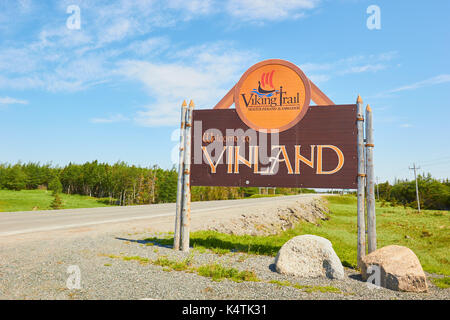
left=0, top=195, right=448, bottom=300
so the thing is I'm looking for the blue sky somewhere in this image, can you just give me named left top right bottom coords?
left=0, top=0, right=449, bottom=183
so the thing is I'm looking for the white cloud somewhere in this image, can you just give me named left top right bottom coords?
left=167, top=0, right=215, bottom=16
left=36, top=27, right=92, bottom=50
left=0, top=96, right=28, bottom=105
left=0, top=48, right=39, bottom=74
left=341, top=64, right=386, bottom=74
left=0, top=1, right=223, bottom=93
left=0, top=2, right=402, bottom=127
left=400, top=123, right=413, bottom=128
left=1, top=1, right=381, bottom=95
left=389, top=74, right=450, bottom=93
left=371, top=74, right=450, bottom=99
left=126, top=37, right=171, bottom=56
left=99, top=19, right=132, bottom=46
left=226, top=0, right=320, bottom=21
left=118, top=43, right=257, bottom=126
left=337, top=52, right=396, bottom=75
left=115, top=48, right=397, bottom=127
left=134, top=103, right=181, bottom=127
left=299, top=52, right=397, bottom=83
left=90, top=114, right=129, bottom=124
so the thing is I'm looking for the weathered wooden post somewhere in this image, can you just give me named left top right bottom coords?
left=356, top=95, right=366, bottom=267
left=174, top=100, right=187, bottom=250
left=181, top=100, right=194, bottom=252
left=365, top=104, right=377, bottom=253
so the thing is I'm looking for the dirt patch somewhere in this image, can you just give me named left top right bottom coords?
left=206, top=198, right=330, bottom=236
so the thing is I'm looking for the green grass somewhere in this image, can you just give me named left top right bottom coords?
left=106, top=253, right=258, bottom=282
left=107, top=253, right=346, bottom=291
left=431, top=277, right=450, bottom=289
left=268, top=280, right=342, bottom=294
left=145, top=231, right=286, bottom=256
left=268, top=280, right=292, bottom=287
left=153, top=255, right=193, bottom=271
left=302, top=285, right=342, bottom=294
left=0, top=189, right=114, bottom=212
left=122, top=256, right=150, bottom=264
left=110, top=253, right=344, bottom=292
left=145, top=195, right=449, bottom=275
left=197, top=263, right=259, bottom=282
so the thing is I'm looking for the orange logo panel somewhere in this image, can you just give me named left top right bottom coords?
left=234, top=60, right=311, bottom=132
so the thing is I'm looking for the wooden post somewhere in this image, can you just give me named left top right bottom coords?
left=376, top=177, right=380, bottom=200
left=173, top=100, right=187, bottom=250
left=365, top=104, right=377, bottom=253
left=356, top=95, right=366, bottom=268
left=181, top=100, right=194, bottom=252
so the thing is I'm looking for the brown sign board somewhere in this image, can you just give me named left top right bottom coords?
left=190, top=105, right=357, bottom=189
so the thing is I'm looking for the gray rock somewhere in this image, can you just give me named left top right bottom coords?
left=274, top=235, right=344, bottom=279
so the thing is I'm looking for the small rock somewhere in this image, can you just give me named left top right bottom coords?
left=361, top=245, right=428, bottom=292
left=274, top=235, right=344, bottom=279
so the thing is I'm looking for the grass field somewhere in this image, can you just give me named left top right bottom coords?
left=146, top=195, right=449, bottom=276
left=0, top=189, right=113, bottom=212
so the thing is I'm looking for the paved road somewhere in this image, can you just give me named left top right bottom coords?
left=0, top=194, right=319, bottom=237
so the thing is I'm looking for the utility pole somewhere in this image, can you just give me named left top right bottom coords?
left=409, top=163, right=421, bottom=212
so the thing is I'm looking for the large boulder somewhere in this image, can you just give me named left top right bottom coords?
left=274, top=235, right=345, bottom=279
left=361, top=245, right=428, bottom=292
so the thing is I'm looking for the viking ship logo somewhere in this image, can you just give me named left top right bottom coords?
left=251, top=70, right=279, bottom=98
left=235, top=60, right=311, bottom=132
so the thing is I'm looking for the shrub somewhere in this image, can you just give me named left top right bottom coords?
left=50, top=193, right=63, bottom=209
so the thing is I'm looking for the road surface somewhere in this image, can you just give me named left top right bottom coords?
left=0, top=194, right=321, bottom=238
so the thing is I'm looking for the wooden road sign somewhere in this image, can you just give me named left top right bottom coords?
left=174, top=59, right=375, bottom=261
left=190, top=105, right=357, bottom=189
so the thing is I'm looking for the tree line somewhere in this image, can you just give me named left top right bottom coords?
left=0, top=161, right=309, bottom=205
left=377, top=173, right=449, bottom=210
left=0, top=161, right=176, bottom=205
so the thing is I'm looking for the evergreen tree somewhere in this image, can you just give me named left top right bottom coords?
left=5, top=164, right=27, bottom=191
left=48, top=176, right=63, bottom=194
left=50, top=193, right=63, bottom=209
